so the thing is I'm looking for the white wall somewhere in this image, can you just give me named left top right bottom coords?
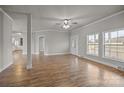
left=70, top=35, right=79, bottom=56
left=0, top=10, right=13, bottom=72
left=0, top=12, right=3, bottom=71
left=33, top=31, right=70, bottom=55
left=22, top=32, right=27, bottom=54
left=71, top=11, right=124, bottom=69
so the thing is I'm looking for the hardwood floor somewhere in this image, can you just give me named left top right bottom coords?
left=0, top=51, right=124, bottom=87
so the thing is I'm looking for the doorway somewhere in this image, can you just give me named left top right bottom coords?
left=12, top=33, right=23, bottom=53
left=12, top=32, right=24, bottom=63
left=39, top=36, right=45, bottom=55
left=71, top=35, right=78, bottom=56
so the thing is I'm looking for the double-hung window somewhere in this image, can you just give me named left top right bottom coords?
left=104, top=30, right=124, bottom=61
left=87, top=33, right=99, bottom=56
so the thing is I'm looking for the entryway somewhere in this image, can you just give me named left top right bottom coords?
left=71, top=35, right=78, bottom=56
left=39, top=36, right=45, bottom=55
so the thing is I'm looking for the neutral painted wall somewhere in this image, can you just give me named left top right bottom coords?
left=15, top=31, right=69, bottom=55
left=70, top=35, right=79, bottom=56
left=33, top=31, right=70, bottom=55
left=0, top=11, right=13, bottom=72
left=22, top=32, right=27, bottom=54
left=0, top=12, right=3, bottom=71
left=3, top=13, right=13, bottom=69
left=70, top=11, right=124, bottom=69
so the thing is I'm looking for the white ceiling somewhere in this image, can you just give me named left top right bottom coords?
left=1, top=5, right=124, bottom=32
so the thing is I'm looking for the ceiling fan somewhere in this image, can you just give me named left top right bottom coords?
left=56, top=19, right=78, bottom=29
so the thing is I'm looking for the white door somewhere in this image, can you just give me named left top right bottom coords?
left=71, top=35, right=78, bottom=56
left=39, top=37, right=45, bottom=55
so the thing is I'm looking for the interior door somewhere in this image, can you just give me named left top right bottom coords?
left=39, top=37, right=45, bottom=55
left=71, top=35, right=78, bottom=56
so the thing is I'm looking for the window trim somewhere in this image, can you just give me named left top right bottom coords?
left=87, top=33, right=99, bottom=56
left=102, top=29, right=124, bottom=62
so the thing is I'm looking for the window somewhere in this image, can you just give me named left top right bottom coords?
left=104, top=30, right=124, bottom=61
left=87, top=33, right=99, bottom=56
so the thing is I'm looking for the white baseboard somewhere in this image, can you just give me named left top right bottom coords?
left=70, top=52, right=81, bottom=57
left=82, top=56, right=118, bottom=69
left=0, top=62, right=13, bottom=73
left=28, top=52, right=70, bottom=55
left=70, top=53, right=118, bottom=70
left=45, top=52, right=70, bottom=56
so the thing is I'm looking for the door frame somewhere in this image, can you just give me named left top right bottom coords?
left=38, top=35, right=45, bottom=55
left=70, top=35, right=79, bottom=56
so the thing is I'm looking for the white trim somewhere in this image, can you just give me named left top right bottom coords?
left=102, top=27, right=124, bottom=33
left=82, top=56, right=124, bottom=71
left=86, top=33, right=99, bottom=56
left=86, top=54, right=99, bottom=57
left=70, top=52, right=81, bottom=57
left=103, top=56, right=124, bottom=63
left=0, top=62, right=13, bottom=73
left=102, top=29, right=124, bottom=63
left=0, top=8, right=14, bottom=73
left=0, top=8, right=14, bottom=22
left=83, top=10, right=124, bottom=28
left=45, top=52, right=70, bottom=56
left=13, top=30, right=69, bottom=33
left=70, top=35, right=79, bottom=56
left=70, top=53, right=121, bottom=70
left=71, top=10, right=124, bottom=31
left=38, top=35, right=45, bottom=55
left=82, top=56, right=118, bottom=69
left=33, top=30, right=69, bottom=33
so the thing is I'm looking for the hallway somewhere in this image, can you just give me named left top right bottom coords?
left=0, top=52, right=124, bottom=87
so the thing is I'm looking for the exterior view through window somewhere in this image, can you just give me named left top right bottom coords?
left=87, top=33, right=99, bottom=56
left=104, top=30, right=124, bottom=61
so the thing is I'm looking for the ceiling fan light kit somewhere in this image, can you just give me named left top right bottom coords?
left=62, top=19, right=71, bottom=29
left=56, top=19, right=77, bottom=30
left=62, top=24, right=70, bottom=29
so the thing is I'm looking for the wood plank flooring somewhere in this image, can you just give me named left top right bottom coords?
left=0, top=51, right=124, bottom=87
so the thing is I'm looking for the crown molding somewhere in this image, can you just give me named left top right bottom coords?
left=12, top=29, right=69, bottom=33
left=70, top=9, right=124, bottom=31
left=83, top=10, right=124, bottom=28
left=0, top=8, right=14, bottom=22
left=32, top=29, right=69, bottom=33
